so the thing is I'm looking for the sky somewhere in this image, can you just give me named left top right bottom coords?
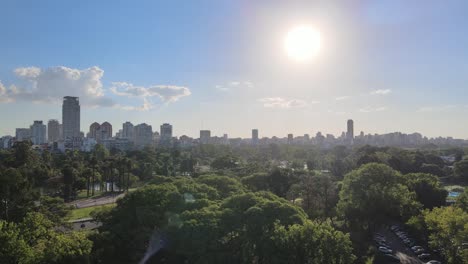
left=1, top=0, right=468, bottom=139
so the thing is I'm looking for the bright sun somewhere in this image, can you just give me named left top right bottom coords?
left=285, top=25, right=321, bottom=62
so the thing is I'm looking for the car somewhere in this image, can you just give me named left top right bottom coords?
left=411, top=246, right=423, bottom=251
left=378, top=246, right=393, bottom=254
left=418, top=253, right=431, bottom=260
left=414, top=248, right=425, bottom=254
left=426, top=261, right=441, bottom=264
left=80, top=223, right=86, bottom=228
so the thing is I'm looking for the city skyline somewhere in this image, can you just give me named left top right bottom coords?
left=1, top=1, right=468, bottom=138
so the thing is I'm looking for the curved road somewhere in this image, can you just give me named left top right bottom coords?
left=69, top=193, right=126, bottom=209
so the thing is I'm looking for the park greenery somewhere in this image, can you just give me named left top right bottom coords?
left=0, top=141, right=468, bottom=263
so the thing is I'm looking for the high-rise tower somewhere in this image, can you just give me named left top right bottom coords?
left=62, top=96, right=80, bottom=140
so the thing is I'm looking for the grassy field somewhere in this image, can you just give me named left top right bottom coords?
left=67, top=203, right=116, bottom=221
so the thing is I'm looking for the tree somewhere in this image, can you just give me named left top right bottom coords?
left=0, top=212, right=92, bottom=264
left=408, top=207, right=468, bottom=264
left=404, top=173, right=448, bottom=209
left=196, top=175, right=245, bottom=199
left=62, top=165, right=75, bottom=202
left=420, top=163, right=445, bottom=177
left=301, top=173, right=339, bottom=219
left=456, top=187, right=468, bottom=212
left=337, top=163, right=421, bottom=231
left=210, top=155, right=238, bottom=170
left=271, top=220, right=355, bottom=264
left=454, top=159, right=468, bottom=181
left=0, top=168, right=36, bottom=221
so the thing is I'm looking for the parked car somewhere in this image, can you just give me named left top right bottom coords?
left=411, top=246, right=423, bottom=251
left=426, top=261, right=441, bottom=264
left=379, top=246, right=393, bottom=254
left=414, top=248, right=425, bottom=254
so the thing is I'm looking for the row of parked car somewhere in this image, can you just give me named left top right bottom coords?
left=373, top=233, right=400, bottom=263
left=390, top=224, right=442, bottom=264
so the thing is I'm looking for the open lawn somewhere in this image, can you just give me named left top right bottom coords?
left=67, top=203, right=116, bottom=221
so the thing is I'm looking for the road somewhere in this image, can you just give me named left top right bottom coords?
left=69, top=192, right=126, bottom=209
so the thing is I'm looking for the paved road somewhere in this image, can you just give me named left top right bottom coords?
left=71, top=219, right=101, bottom=230
left=69, top=193, right=126, bottom=208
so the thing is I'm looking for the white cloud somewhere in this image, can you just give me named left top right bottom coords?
left=335, top=96, right=350, bottom=101
left=14, top=67, right=41, bottom=79
left=0, top=66, right=191, bottom=111
left=258, top=97, right=308, bottom=109
left=359, top=106, right=387, bottom=113
left=3, top=66, right=106, bottom=105
left=110, top=82, right=190, bottom=103
left=215, top=81, right=254, bottom=91
left=371, top=89, right=392, bottom=95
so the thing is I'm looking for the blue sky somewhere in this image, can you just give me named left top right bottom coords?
left=1, top=0, right=468, bottom=138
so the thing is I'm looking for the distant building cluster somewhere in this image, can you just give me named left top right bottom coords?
left=1, top=96, right=467, bottom=152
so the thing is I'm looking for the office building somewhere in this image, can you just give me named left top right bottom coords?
left=160, top=123, right=173, bottom=146
left=287, top=133, right=293, bottom=144
left=200, top=130, right=211, bottom=144
left=134, top=123, right=153, bottom=149
left=347, top=119, right=354, bottom=144
left=122, top=122, right=134, bottom=141
left=30, top=120, right=47, bottom=145
left=15, top=128, right=31, bottom=142
left=48, top=119, right=61, bottom=143
left=62, top=96, right=80, bottom=140
left=252, top=129, right=259, bottom=145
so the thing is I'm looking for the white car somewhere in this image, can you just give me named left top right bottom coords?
left=378, top=246, right=393, bottom=254
left=426, top=261, right=441, bottom=264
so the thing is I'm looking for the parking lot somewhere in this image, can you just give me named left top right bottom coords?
left=373, top=224, right=442, bottom=264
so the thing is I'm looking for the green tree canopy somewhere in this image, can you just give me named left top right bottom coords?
left=337, top=163, right=421, bottom=230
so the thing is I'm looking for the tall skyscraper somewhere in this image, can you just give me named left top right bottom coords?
left=30, top=120, right=47, bottom=145
left=62, top=96, right=80, bottom=140
left=122, top=122, right=134, bottom=141
left=48, top=119, right=60, bottom=143
left=100, top=122, right=113, bottom=140
left=160, top=123, right=173, bottom=146
left=347, top=119, right=354, bottom=144
left=89, top=122, right=112, bottom=142
left=252, top=129, right=259, bottom=145
left=287, top=133, right=293, bottom=144
left=134, top=123, right=153, bottom=148
left=89, top=122, right=101, bottom=139
left=200, top=130, right=211, bottom=144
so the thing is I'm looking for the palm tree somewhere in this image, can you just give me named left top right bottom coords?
left=90, top=156, right=97, bottom=196
left=126, top=158, right=132, bottom=192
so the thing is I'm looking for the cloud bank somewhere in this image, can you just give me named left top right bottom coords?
left=0, top=66, right=190, bottom=111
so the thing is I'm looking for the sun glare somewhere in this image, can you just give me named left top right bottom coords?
left=285, top=25, right=321, bottom=62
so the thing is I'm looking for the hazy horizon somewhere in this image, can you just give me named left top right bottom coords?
left=1, top=1, right=468, bottom=139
